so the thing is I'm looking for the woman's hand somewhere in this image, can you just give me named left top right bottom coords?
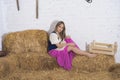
left=65, top=35, right=71, bottom=39
left=67, top=43, right=75, bottom=47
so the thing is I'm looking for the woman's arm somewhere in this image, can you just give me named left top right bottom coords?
left=56, top=43, right=75, bottom=48
left=55, top=43, right=66, bottom=48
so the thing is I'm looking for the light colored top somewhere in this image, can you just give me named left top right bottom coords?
left=49, top=33, right=66, bottom=50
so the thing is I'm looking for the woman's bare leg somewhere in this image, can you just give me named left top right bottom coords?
left=67, top=46, right=96, bottom=58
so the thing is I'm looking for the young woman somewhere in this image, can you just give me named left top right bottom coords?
left=48, top=21, right=96, bottom=70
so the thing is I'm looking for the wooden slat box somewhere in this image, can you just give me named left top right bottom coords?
left=88, top=40, right=118, bottom=55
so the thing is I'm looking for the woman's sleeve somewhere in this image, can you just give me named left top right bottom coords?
left=49, top=33, right=59, bottom=44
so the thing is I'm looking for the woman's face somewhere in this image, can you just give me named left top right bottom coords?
left=56, top=24, right=64, bottom=33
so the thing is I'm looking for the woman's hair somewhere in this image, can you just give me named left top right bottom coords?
left=54, top=21, right=66, bottom=41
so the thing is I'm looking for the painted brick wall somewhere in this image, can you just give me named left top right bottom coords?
left=0, top=0, right=120, bottom=62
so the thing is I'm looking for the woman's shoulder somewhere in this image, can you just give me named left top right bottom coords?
left=50, top=32, right=56, bottom=35
left=49, top=32, right=57, bottom=37
left=50, top=31, right=57, bottom=35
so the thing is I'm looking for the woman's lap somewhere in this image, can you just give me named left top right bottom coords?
left=48, top=38, right=78, bottom=70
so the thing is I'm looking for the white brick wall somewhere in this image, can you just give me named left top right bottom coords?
left=0, top=0, right=120, bottom=62
left=0, top=1, right=3, bottom=50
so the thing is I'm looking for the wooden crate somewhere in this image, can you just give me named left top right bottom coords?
left=88, top=40, right=118, bottom=55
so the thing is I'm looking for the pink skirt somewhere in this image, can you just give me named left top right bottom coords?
left=48, top=38, right=80, bottom=70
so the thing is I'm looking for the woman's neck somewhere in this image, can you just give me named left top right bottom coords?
left=55, top=31, right=61, bottom=39
left=55, top=31, right=59, bottom=34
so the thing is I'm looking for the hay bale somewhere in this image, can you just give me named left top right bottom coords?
left=1, top=29, right=116, bottom=80
left=72, top=54, right=115, bottom=72
left=109, top=63, right=120, bottom=79
left=16, top=52, right=58, bottom=70
left=3, top=30, right=48, bottom=56
left=2, top=29, right=115, bottom=72
left=2, top=29, right=59, bottom=72
left=1, top=69, right=114, bottom=80
left=0, top=59, right=9, bottom=78
left=0, top=54, right=19, bottom=78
